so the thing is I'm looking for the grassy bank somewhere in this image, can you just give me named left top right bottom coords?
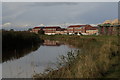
left=34, top=35, right=120, bottom=78
left=2, top=31, right=43, bottom=50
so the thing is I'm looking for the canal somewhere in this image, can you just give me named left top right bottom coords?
left=2, top=40, right=78, bottom=78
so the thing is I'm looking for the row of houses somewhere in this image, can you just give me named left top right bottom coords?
left=30, top=19, right=120, bottom=35
left=30, top=25, right=98, bottom=35
left=67, top=25, right=98, bottom=35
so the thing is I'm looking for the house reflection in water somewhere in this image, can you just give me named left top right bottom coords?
left=43, top=40, right=76, bottom=49
left=43, top=40, right=61, bottom=46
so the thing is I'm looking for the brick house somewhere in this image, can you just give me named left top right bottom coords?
left=55, top=28, right=68, bottom=35
left=30, top=27, right=44, bottom=34
left=67, top=25, right=86, bottom=35
left=86, top=27, right=99, bottom=35
left=43, top=26, right=61, bottom=35
left=67, top=25, right=94, bottom=35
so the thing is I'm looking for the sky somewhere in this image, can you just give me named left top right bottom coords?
left=2, top=2, right=118, bottom=30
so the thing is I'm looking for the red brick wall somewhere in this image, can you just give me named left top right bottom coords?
left=67, top=26, right=88, bottom=33
left=43, top=27, right=61, bottom=33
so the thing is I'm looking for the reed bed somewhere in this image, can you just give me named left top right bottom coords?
left=34, top=35, right=119, bottom=78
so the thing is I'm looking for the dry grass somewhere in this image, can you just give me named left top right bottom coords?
left=34, top=35, right=120, bottom=78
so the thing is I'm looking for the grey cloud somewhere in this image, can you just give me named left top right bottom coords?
left=77, top=2, right=118, bottom=24
left=28, top=2, right=79, bottom=7
left=2, top=2, right=118, bottom=30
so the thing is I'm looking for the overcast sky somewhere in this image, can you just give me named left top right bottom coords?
left=2, top=2, right=118, bottom=30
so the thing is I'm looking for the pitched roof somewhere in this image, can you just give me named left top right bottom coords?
left=68, top=25, right=86, bottom=28
left=33, top=27, right=44, bottom=29
left=44, top=26, right=61, bottom=29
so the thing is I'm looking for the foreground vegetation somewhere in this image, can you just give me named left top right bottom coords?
left=34, top=35, right=120, bottom=78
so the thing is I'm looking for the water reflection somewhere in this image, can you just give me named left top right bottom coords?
left=2, top=40, right=64, bottom=62
left=2, top=40, right=77, bottom=78
left=2, top=44, right=41, bottom=62
left=43, top=40, right=76, bottom=49
left=43, top=40, right=61, bottom=46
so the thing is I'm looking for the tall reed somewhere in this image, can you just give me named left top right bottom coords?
left=34, top=35, right=119, bottom=78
